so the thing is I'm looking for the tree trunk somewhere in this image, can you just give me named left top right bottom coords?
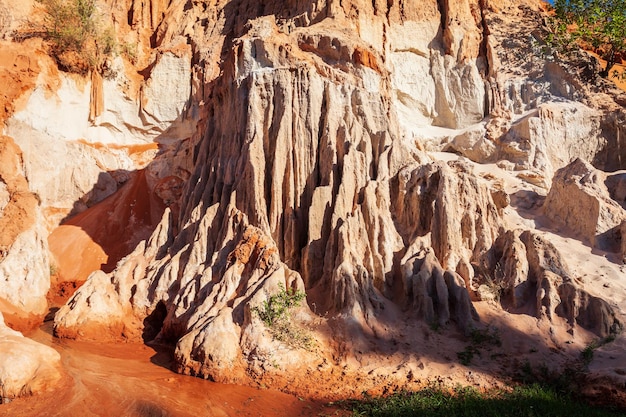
left=601, top=48, right=616, bottom=78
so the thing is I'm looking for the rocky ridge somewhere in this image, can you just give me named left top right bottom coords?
left=0, top=0, right=625, bottom=403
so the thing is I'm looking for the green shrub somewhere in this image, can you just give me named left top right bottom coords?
left=120, top=41, right=138, bottom=64
left=581, top=341, right=597, bottom=366
left=255, top=284, right=305, bottom=326
left=253, top=284, right=314, bottom=350
left=36, top=0, right=115, bottom=74
left=456, top=346, right=479, bottom=366
left=551, top=0, right=626, bottom=79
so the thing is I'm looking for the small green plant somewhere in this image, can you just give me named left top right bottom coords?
left=120, top=41, right=138, bottom=64
left=581, top=341, right=598, bottom=366
left=475, top=261, right=507, bottom=303
left=255, top=283, right=305, bottom=327
left=469, top=327, right=502, bottom=347
left=457, top=326, right=502, bottom=366
left=253, top=284, right=314, bottom=350
left=515, top=361, right=585, bottom=397
left=457, top=346, right=479, bottom=366
left=428, top=319, right=441, bottom=333
left=581, top=334, right=618, bottom=367
left=518, top=361, right=535, bottom=384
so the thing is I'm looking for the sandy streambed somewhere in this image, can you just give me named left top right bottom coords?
left=1, top=321, right=334, bottom=417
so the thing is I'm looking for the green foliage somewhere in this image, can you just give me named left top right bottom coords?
left=456, top=346, right=479, bottom=366
left=581, top=340, right=598, bottom=366
left=345, top=383, right=624, bottom=416
left=552, top=0, right=626, bottom=77
left=469, top=327, right=502, bottom=347
left=474, top=261, right=507, bottom=303
left=255, top=284, right=305, bottom=327
left=36, top=0, right=116, bottom=74
left=120, top=41, right=138, bottom=64
left=253, top=284, right=314, bottom=350
left=456, top=327, right=502, bottom=366
left=581, top=334, right=618, bottom=367
left=515, top=361, right=583, bottom=396
left=39, top=0, right=95, bottom=50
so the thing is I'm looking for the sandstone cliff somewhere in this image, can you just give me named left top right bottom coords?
left=1, top=0, right=625, bottom=402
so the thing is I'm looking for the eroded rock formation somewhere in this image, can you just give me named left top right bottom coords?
left=46, top=0, right=626, bottom=398
left=486, top=229, right=621, bottom=337
left=0, top=135, right=49, bottom=327
left=544, top=158, right=626, bottom=251
left=0, top=0, right=624, bottom=403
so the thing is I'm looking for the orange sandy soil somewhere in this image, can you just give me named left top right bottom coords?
left=0, top=299, right=42, bottom=335
left=0, top=40, right=43, bottom=254
left=48, top=170, right=165, bottom=299
left=76, top=138, right=160, bottom=167
left=1, top=321, right=341, bottom=417
left=0, top=40, right=42, bottom=126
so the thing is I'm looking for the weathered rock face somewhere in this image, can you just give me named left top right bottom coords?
left=498, top=103, right=605, bottom=185
left=394, top=160, right=502, bottom=287
left=53, top=1, right=509, bottom=384
left=383, top=0, right=488, bottom=131
left=49, top=1, right=624, bottom=397
left=3, top=39, right=195, bottom=224
left=444, top=2, right=626, bottom=188
left=4, top=121, right=158, bottom=229
left=485, top=229, right=621, bottom=338
left=400, top=247, right=479, bottom=332
left=9, top=47, right=193, bottom=145
left=544, top=158, right=626, bottom=251
left=0, top=136, right=49, bottom=322
left=0, top=0, right=199, bottom=323
left=0, top=312, right=61, bottom=402
left=0, top=0, right=603, bottom=400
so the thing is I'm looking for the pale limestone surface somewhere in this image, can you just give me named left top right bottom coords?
left=0, top=312, right=61, bottom=401
left=0, top=226, right=49, bottom=317
left=10, top=51, right=193, bottom=145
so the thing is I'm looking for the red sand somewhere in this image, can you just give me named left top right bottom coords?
left=1, top=322, right=340, bottom=417
left=48, top=170, right=165, bottom=299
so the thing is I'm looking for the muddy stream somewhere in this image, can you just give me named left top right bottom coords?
left=1, top=319, right=336, bottom=417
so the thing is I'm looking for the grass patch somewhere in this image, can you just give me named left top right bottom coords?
left=581, top=341, right=597, bottom=366
left=345, top=384, right=623, bottom=417
left=253, top=284, right=314, bottom=350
